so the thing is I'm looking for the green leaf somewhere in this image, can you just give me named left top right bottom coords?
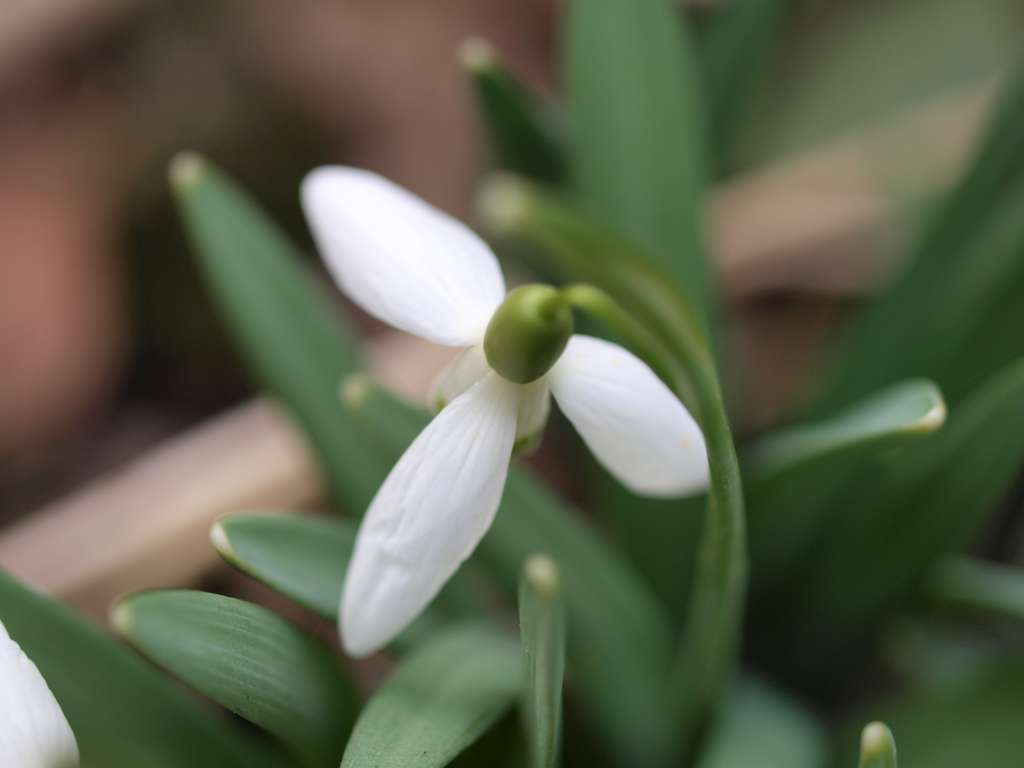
left=340, top=624, right=520, bottom=768
left=837, top=659, right=1024, bottom=768
left=171, top=153, right=383, bottom=510
left=213, top=512, right=355, bottom=620
left=461, top=38, right=564, bottom=183
left=518, top=555, right=566, bottom=768
left=858, top=722, right=898, bottom=768
left=566, top=0, right=712, bottom=325
left=698, top=0, right=788, bottom=173
left=697, top=678, right=827, bottom=768
left=813, top=68, right=1024, bottom=415
left=926, top=557, right=1024, bottom=622
left=787, top=355, right=1024, bottom=679
left=0, top=572, right=274, bottom=768
left=211, top=510, right=485, bottom=650
left=112, top=590, right=357, bottom=767
left=745, top=379, right=946, bottom=483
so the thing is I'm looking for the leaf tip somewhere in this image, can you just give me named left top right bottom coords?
left=860, top=721, right=896, bottom=763
left=459, top=36, right=497, bottom=73
left=110, top=600, right=135, bottom=638
left=477, top=173, right=530, bottom=237
left=210, top=520, right=235, bottom=560
left=525, top=553, right=561, bottom=598
left=169, top=151, right=207, bottom=194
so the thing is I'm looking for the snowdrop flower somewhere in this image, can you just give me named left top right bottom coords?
left=302, top=167, right=709, bottom=656
left=0, top=619, right=79, bottom=767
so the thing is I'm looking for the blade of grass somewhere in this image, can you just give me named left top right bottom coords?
left=210, top=511, right=486, bottom=650
left=698, top=0, right=788, bottom=173
left=112, top=590, right=357, bottom=768
left=0, top=572, right=276, bottom=768
left=461, top=38, right=565, bottom=183
left=813, top=66, right=1024, bottom=415
left=566, top=0, right=713, bottom=327
left=340, top=624, right=520, bottom=768
left=858, top=722, right=898, bottom=768
left=171, top=153, right=379, bottom=510
left=926, top=557, right=1024, bottom=621
left=518, top=555, right=566, bottom=768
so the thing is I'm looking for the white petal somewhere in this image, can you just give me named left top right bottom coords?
left=302, top=167, right=506, bottom=346
left=550, top=335, right=709, bottom=497
left=340, top=373, right=518, bottom=656
left=0, top=620, right=79, bottom=767
left=428, top=345, right=490, bottom=411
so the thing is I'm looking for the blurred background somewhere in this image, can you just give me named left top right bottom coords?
left=1, top=0, right=1022, bottom=613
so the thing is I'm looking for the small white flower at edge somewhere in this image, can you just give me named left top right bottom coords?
left=0, top=619, right=79, bottom=767
left=301, top=167, right=710, bottom=657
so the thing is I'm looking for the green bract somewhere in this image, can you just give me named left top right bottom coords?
left=483, top=284, right=573, bottom=384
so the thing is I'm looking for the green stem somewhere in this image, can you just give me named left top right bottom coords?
left=481, top=176, right=747, bottom=757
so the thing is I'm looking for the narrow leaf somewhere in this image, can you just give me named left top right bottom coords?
left=566, top=0, right=712, bottom=324
left=858, top=722, right=898, bottom=768
left=0, top=572, right=273, bottom=768
left=461, top=38, right=565, bottom=183
left=340, top=624, right=519, bottom=768
left=926, top=557, right=1024, bottom=622
left=113, top=590, right=357, bottom=767
left=518, top=555, right=566, bottom=768
left=699, top=0, right=788, bottom=172
left=814, top=68, right=1024, bottom=415
left=171, top=153, right=382, bottom=509
left=211, top=511, right=485, bottom=649
left=745, top=379, right=946, bottom=483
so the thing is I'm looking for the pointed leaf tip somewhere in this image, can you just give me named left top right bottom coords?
left=169, top=152, right=206, bottom=193
left=477, top=173, right=531, bottom=236
left=460, top=37, right=497, bottom=72
left=859, top=721, right=897, bottom=768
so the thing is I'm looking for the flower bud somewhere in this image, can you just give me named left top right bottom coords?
left=484, top=284, right=572, bottom=383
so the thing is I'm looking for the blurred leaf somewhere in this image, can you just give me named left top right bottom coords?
left=738, top=0, right=1021, bottom=163
left=926, top=557, right=1024, bottom=622
left=211, top=511, right=485, bottom=650
left=462, top=39, right=565, bottom=183
left=788, top=355, right=1024, bottom=679
left=836, top=659, right=1024, bottom=768
left=857, top=722, right=898, bottom=768
left=746, top=379, right=946, bottom=484
left=697, top=677, right=827, bottom=768
left=171, top=154, right=382, bottom=510
left=518, top=555, right=566, bottom=768
left=340, top=624, right=519, bottom=768
left=698, top=0, right=788, bottom=173
left=566, top=0, right=712, bottom=326
left=0, top=572, right=274, bottom=768
left=113, top=590, right=356, bottom=768
left=813, top=68, right=1024, bottom=415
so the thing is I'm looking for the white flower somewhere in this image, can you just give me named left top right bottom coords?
left=302, top=167, right=709, bottom=657
left=0, top=619, right=79, bottom=767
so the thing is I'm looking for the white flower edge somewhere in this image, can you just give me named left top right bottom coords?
left=0, top=619, right=79, bottom=767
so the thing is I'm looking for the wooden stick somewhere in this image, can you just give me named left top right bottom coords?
left=0, top=399, right=322, bottom=620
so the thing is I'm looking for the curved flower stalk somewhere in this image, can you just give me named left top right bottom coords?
left=0, top=619, right=79, bottom=767
left=302, top=167, right=710, bottom=656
